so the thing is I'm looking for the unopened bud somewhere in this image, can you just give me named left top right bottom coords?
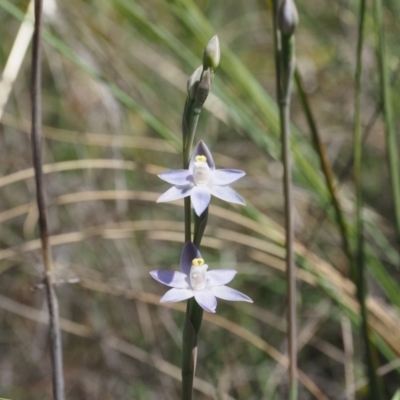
left=278, top=0, right=299, bottom=36
left=203, top=35, right=220, bottom=70
left=194, top=69, right=211, bottom=110
left=187, top=65, right=203, bottom=101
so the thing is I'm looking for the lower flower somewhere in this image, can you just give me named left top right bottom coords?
left=150, top=242, right=252, bottom=313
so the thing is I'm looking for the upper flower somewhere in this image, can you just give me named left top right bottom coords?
left=156, top=141, right=246, bottom=216
left=150, top=242, right=252, bottom=313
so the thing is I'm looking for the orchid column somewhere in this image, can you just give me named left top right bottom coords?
left=151, top=36, right=252, bottom=399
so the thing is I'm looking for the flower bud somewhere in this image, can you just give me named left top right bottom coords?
left=187, top=65, right=203, bottom=101
left=194, top=69, right=211, bottom=110
left=278, top=0, right=299, bottom=37
left=203, top=35, right=220, bottom=70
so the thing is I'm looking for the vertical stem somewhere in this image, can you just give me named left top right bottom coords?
left=181, top=208, right=207, bottom=399
left=373, top=0, right=400, bottom=239
left=182, top=88, right=206, bottom=243
left=354, top=0, right=385, bottom=398
left=181, top=88, right=207, bottom=400
left=353, top=0, right=384, bottom=400
left=294, top=69, right=353, bottom=268
left=341, top=316, right=355, bottom=400
left=180, top=46, right=213, bottom=399
left=281, top=52, right=297, bottom=400
left=183, top=101, right=193, bottom=243
left=31, top=1, right=65, bottom=399
left=272, top=1, right=297, bottom=398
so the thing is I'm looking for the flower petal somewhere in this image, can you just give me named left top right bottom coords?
left=180, top=242, right=201, bottom=275
left=210, top=169, right=245, bottom=185
left=160, top=288, right=194, bottom=303
left=158, top=170, right=192, bottom=186
left=189, top=141, right=215, bottom=171
left=190, top=186, right=211, bottom=216
left=150, top=270, right=190, bottom=288
left=157, top=185, right=192, bottom=203
left=209, top=185, right=245, bottom=205
left=206, top=269, right=237, bottom=286
left=209, top=285, right=253, bottom=303
left=194, top=290, right=217, bottom=313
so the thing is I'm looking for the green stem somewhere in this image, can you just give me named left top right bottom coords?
left=193, top=209, right=208, bottom=248
left=354, top=1, right=385, bottom=399
left=282, top=36, right=297, bottom=400
left=181, top=72, right=210, bottom=399
left=294, top=69, right=353, bottom=269
left=182, top=97, right=199, bottom=244
left=374, top=0, right=400, bottom=239
left=181, top=211, right=207, bottom=399
left=181, top=298, right=203, bottom=399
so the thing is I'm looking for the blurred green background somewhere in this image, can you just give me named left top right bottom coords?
left=0, top=0, right=400, bottom=399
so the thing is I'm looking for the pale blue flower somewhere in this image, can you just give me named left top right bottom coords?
left=150, top=242, right=252, bottom=313
left=156, top=141, right=246, bottom=216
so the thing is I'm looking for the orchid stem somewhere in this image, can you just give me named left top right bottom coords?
left=182, top=91, right=204, bottom=243
left=181, top=78, right=208, bottom=400
left=31, top=1, right=65, bottom=399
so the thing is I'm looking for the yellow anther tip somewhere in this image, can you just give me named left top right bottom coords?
left=191, top=258, right=205, bottom=266
left=195, top=155, right=207, bottom=162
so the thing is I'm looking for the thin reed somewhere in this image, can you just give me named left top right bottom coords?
left=30, top=0, right=65, bottom=398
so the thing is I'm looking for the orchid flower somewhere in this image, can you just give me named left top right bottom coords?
left=156, top=141, right=246, bottom=216
left=150, top=242, right=252, bottom=313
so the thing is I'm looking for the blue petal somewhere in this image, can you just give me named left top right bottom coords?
left=209, top=285, right=253, bottom=303
left=194, top=290, right=217, bottom=313
left=157, top=186, right=192, bottom=203
left=158, top=170, right=192, bottom=185
left=160, top=288, right=194, bottom=303
left=189, top=141, right=215, bottom=171
left=206, top=269, right=237, bottom=286
left=209, top=185, right=245, bottom=205
left=180, top=242, right=201, bottom=275
left=150, top=270, right=190, bottom=288
left=210, top=169, right=245, bottom=185
left=191, top=186, right=211, bottom=216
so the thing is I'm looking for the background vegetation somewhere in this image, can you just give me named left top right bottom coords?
left=0, top=0, right=399, bottom=399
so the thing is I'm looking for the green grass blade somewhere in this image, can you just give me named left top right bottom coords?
left=374, top=0, right=400, bottom=238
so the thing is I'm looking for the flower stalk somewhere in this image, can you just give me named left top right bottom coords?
left=181, top=40, right=214, bottom=398
left=152, top=35, right=248, bottom=399
left=31, top=1, right=65, bottom=399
